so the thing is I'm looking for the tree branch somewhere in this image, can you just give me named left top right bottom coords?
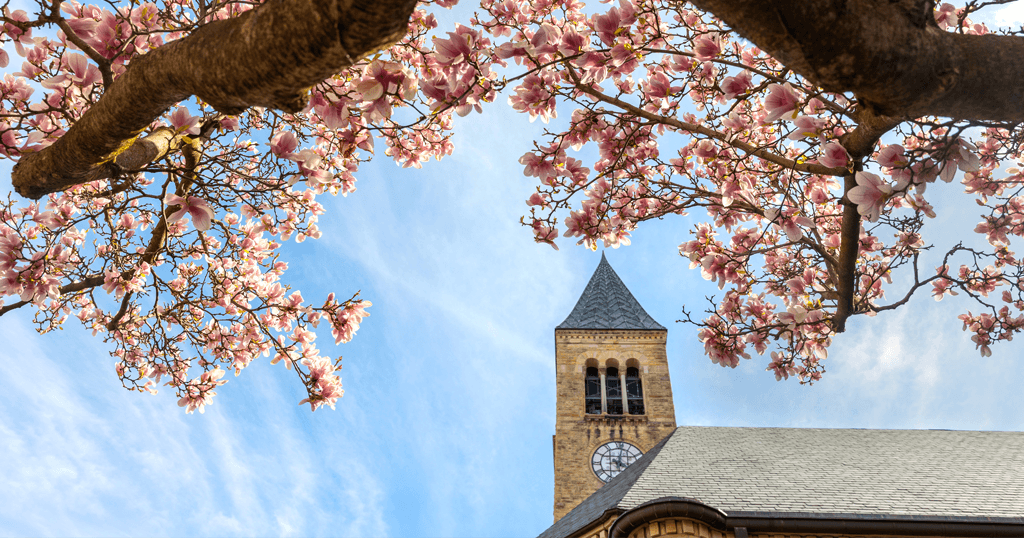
left=11, top=0, right=418, bottom=199
left=564, top=66, right=848, bottom=176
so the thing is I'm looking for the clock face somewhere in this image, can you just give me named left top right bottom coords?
left=591, top=441, right=643, bottom=483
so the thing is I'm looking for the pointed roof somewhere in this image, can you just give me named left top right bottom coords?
left=556, top=253, right=665, bottom=331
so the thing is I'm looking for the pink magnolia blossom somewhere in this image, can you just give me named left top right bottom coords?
left=432, top=28, right=474, bottom=65
left=721, top=71, right=752, bottom=100
left=692, top=33, right=722, bottom=61
left=722, top=111, right=748, bottom=132
left=270, top=131, right=298, bottom=157
left=877, top=144, right=908, bottom=168
left=559, top=28, right=587, bottom=57
left=763, top=83, right=801, bottom=123
left=164, top=193, right=215, bottom=231
left=817, top=141, right=850, bottom=168
left=691, top=139, right=718, bottom=160
left=765, top=208, right=814, bottom=242
left=847, top=172, right=892, bottom=222
left=177, top=368, right=228, bottom=414
left=526, top=193, right=548, bottom=207
left=787, top=115, right=826, bottom=139
left=592, top=6, right=626, bottom=46
left=935, top=3, right=958, bottom=29
left=169, top=106, right=200, bottom=135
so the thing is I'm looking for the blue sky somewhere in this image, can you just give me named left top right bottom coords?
left=2, top=2, right=1024, bottom=537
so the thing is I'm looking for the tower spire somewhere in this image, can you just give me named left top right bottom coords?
left=557, top=254, right=664, bottom=330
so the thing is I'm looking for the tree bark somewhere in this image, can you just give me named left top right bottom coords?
left=687, top=0, right=1024, bottom=122
left=11, top=0, right=418, bottom=200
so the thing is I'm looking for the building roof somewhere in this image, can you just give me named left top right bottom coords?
left=538, top=426, right=1024, bottom=538
left=556, top=253, right=665, bottom=331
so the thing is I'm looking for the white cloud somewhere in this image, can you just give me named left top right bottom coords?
left=990, top=3, right=1024, bottom=27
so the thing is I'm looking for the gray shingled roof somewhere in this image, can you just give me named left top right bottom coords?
left=557, top=253, right=665, bottom=330
left=538, top=426, right=1024, bottom=538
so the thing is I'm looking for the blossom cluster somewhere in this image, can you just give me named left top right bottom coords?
left=2, top=0, right=1022, bottom=400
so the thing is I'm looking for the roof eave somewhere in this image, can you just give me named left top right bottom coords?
left=608, top=498, right=1024, bottom=538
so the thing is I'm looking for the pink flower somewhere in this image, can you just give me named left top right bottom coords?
left=722, top=111, right=748, bottom=132
left=763, top=83, right=801, bottom=123
left=957, top=139, right=981, bottom=172
left=721, top=71, right=752, bottom=100
left=646, top=71, right=681, bottom=99
left=778, top=305, right=808, bottom=327
left=693, top=33, right=721, bottom=61
left=526, top=193, right=548, bottom=207
left=765, top=208, right=814, bottom=242
left=356, top=79, right=384, bottom=101
left=787, top=115, right=825, bottom=139
left=847, top=172, right=892, bottom=222
left=592, top=7, right=624, bottom=46
left=877, top=144, right=907, bottom=168
left=164, top=193, right=215, bottom=231
left=270, top=131, right=298, bottom=157
left=906, top=194, right=936, bottom=218
left=169, top=106, right=200, bottom=135
left=432, top=29, right=473, bottom=65
left=559, top=28, right=587, bottom=57
left=219, top=116, right=239, bottom=132
left=691, top=139, right=718, bottom=160
left=495, top=39, right=535, bottom=62
left=817, top=141, right=850, bottom=168
left=935, top=3, right=958, bottom=29
left=176, top=368, right=227, bottom=414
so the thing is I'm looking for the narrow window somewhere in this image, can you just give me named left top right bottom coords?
left=626, top=367, right=645, bottom=415
left=585, top=367, right=601, bottom=414
left=605, top=367, right=623, bottom=415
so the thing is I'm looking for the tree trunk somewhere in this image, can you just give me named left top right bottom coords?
left=687, top=0, right=1024, bottom=122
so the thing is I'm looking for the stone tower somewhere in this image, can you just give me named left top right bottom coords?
left=552, top=253, right=677, bottom=522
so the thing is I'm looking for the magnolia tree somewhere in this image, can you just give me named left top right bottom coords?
left=2, top=0, right=1023, bottom=412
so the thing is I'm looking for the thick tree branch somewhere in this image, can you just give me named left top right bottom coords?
left=830, top=112, right=901, bottom=332
left=0, top=273, right=106, bottom=317
left=11, top=0, right=418, bottom=200
left=687, top=0, right=1024, bottom=122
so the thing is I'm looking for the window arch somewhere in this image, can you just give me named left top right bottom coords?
left=605, top=367, right=623, bottom=415
left=626, top=367, right=644, bottom=415
left=585, top=367, right=601, bottom=414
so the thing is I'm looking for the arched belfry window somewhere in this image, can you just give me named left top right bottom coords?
left=605, top=367, right=623, bottom=415
left=626, top=367, right=644, bottom=415
left=585, top=367, right=601, bottom=414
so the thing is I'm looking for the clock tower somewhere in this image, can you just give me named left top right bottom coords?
left=552, top=254, right=677, bottom=522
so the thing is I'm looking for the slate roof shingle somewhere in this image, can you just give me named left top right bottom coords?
left=557, top=253, right=665, bottom=331
left=538, top=426, right=1024, bottom=538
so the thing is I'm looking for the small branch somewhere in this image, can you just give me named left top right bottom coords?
left=564, top=66, right=848, bottom=177
left=106, top=292, right=133, bottom=331
left=0, top=300, right=29, bottom=316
